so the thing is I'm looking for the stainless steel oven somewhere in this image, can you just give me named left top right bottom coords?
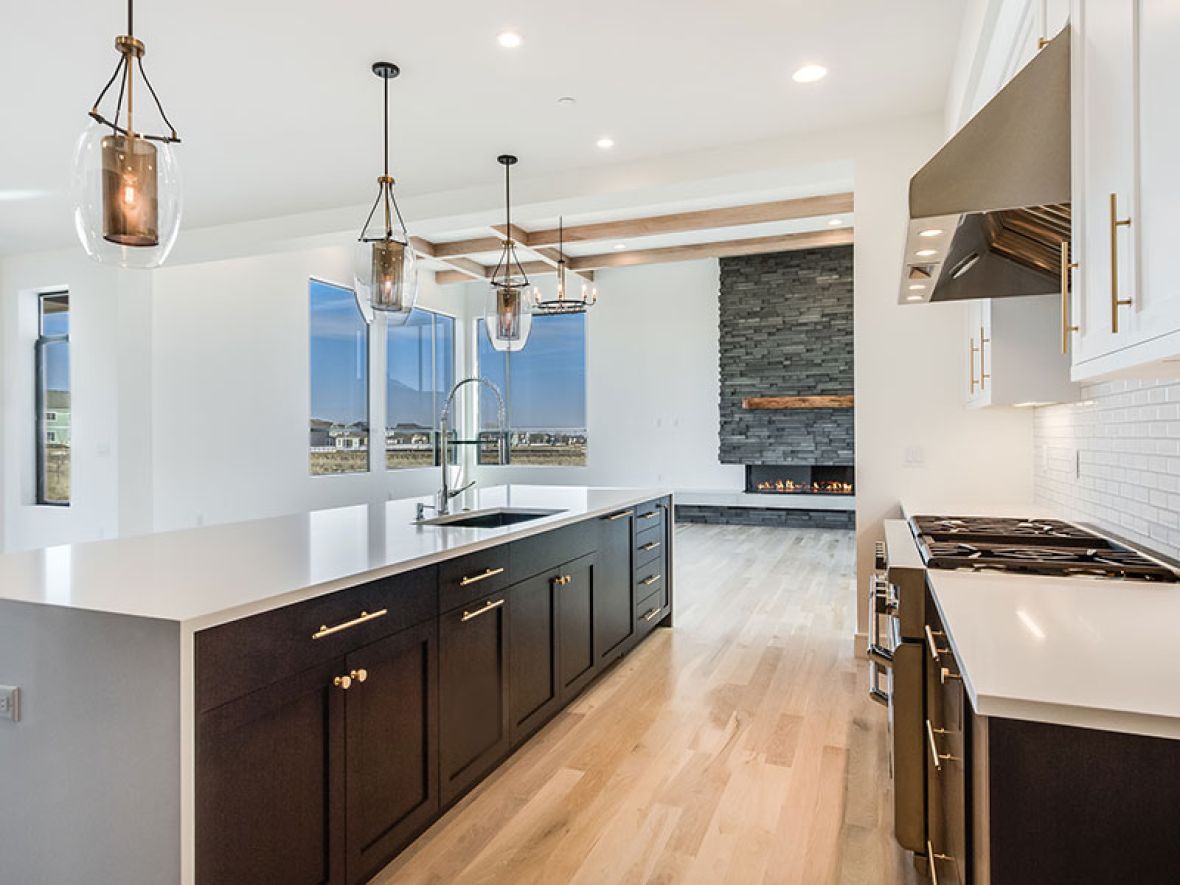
left=867, top=519, right=930, bottom=856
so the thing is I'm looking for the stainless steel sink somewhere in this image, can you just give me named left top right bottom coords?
left=416, top=507, right=564, bottom=529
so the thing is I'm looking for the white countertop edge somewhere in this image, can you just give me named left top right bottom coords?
left=186, top=488, right=669, bottom=632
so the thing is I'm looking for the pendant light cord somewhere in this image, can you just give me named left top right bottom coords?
left=128, top=0, right=133, bottom=36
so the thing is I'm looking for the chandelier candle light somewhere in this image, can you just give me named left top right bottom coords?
left=354, top=61, right=418, bottom=323
left=485, top=154, right=532, bottom=351
left=530, top=217, right=598, bottom=315
left=73, top=0, right=182, bottom=268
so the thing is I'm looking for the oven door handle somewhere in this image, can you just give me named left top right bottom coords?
left=867, top=573, right=895, bottom=706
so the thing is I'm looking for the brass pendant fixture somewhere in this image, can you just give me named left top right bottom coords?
left=530, top=217, right=598, bottom=315
left=485, top=154, right=532, bottom=352
left=73, top=0, right=182, bottom=268
left=354, top=61, right=419, bottom=325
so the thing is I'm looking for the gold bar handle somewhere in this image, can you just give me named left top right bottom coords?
left=460, top=597, right=505, bottom=622
left=639, top=541, right=661, bottom=552
left=1061, top=240, right=1079, bottom=353
left=969, top=336, right=978, bottom=393
left=926, top=841, right=954, bottom=885
left=638, top=510, right=660, bottom=521
left=459, top=566, right=505, bottom=587
left=926, top=719, right=958, bottom=771
left=641, top=573, right=662, bottom=586
left=1110, top=192, right=1133, bottom=333
left=979, top=324, right=990, bottom=386
left=925, top=625, right=947, bottom=661
left=606, top=509, right=634, bottom=521
left=940, top=666, right=962, bottom=685
left=642, top=607, right=661, bottom=622
left=313, top=608, right=388, bottom=640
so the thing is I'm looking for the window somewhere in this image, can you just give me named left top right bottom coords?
left=309, top=280, right=370, bottom=475
left=386, top=308, right=455, bottom=469
left=36, top=292, right=71, bottom=505
left=477, top=312, right=587, bottom=466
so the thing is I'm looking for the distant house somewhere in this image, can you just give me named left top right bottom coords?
left=43, top=390, right=71, bottom=447
left=309, top=418, right=333, bottom=448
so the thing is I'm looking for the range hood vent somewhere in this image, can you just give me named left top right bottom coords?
left=900, top=26, right=1071, bottom=304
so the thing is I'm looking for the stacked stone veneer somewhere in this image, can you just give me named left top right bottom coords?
left=718, top=246, right=854, bottom=467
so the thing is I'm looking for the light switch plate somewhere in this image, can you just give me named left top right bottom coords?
left=0, top=686, right=19, bottom=722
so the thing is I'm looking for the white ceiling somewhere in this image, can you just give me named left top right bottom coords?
left=1, top=0, right=964, bottom=255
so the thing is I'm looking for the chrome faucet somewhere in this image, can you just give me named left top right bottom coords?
left=433, top=377, right=507, bottom=516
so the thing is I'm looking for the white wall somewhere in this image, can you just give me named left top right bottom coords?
left=467, top=260, right=743, bottom=494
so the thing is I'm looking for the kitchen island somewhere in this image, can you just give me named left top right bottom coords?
left=0, top=485, right=673, bottom=885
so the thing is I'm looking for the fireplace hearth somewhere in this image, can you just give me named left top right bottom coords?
left=745, top=464, right=854, bottom=496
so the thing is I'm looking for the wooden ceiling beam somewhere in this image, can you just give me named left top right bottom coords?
left=431, top=236, right=504, bottom=258
left=565, top=227, right=853, bottom=271
left=526, top=192, right=854, bottom=247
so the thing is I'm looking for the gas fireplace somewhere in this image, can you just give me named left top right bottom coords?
left=745, top=464, right=854, bottom=496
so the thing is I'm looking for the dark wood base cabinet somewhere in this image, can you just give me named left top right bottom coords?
left=196, top=497, right=673, bottom=884
left=925, top=587, right=1180, bottom=885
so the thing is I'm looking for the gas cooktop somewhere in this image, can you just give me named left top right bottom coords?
left=911, top=515, right=1180, bottom=582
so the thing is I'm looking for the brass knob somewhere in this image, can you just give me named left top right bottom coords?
left=334, top=675, right=353, bottom=690
left=940, top=667, right=961, bottom=684
left=351, top=669, right=368, bottom=683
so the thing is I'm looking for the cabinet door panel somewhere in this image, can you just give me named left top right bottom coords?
left=439, top=590, right=510, bottom=805
left=594, top=511, right=635, bottom=663
left=508, top=572, right=560, bottom=743
left=557, top=554, right=597, bottom=701
left=197, top=660, right=345, bottom=885
left=344, top=622, right=439, bottom=883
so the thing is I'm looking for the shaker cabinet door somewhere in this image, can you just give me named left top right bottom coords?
left=508, top=571, right=561, bottom=743
left=594, top=509, right=636, bottom=663
left=557, top=554, right=598, bottom=702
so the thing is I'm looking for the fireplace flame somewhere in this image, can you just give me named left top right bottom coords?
left=754, top=479, right=854, bottom=495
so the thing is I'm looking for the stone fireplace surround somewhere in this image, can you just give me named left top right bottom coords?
left=675, top=246, right=855, bottom=529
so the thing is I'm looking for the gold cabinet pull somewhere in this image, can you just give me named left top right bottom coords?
left=925, top=625, right=948, bottom=661
left=313, top=608, right=388, bottom=641
left=926, top=719, right=959, bottom=771
left=926, top=841, right=954, bottom=885
left=460, top=597, right=505, bottom=622
left=350, top=668, right=367, bottom=683
left=638, top=510, right=660, bottom=521
left=968, top=336, right=978, bottom=393
left=640, top=573, right=661, bottom=586
left=606, top=509, right=634, bottom=521
left=1060, top=240, right=1079, bottom=353
left=1110, top=192, right=1133, bottom=332
left=639, top=541, right=661, bottom=552
left=554, top=574, right=572, bottom=586
left=642, top=607, right=661, bottom=622
left=334, top=674, right=352, bottom=690
left=940, top=666, right=961, bottom=685
left=459, top=566, right=505, bottom=587
left=979, top=324, right=990, bottom=386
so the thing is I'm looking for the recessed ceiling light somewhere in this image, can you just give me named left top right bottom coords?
left=614, top=243, right=627, bottom=251
left=497, top=31, right=523, bottom=48
left=557, top=96, right=577, bottom=105
left=906, top=294, right=924, bottom=302
left=596, top=136, right=615, bottom=149
left=915, top=248, right=938, bottom=257
left=792, top=64, right=828, bottom=84
left=908, top=284, right=926, bottom=291
left=0, top=188, right=49, bottom=202
left=828, top=218, right=842, bottom=226
left=918, top=228, right=943, bottom=238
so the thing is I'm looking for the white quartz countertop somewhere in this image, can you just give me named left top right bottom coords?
left=928, top=568, right=1180, bottom=740
left=0, top=485, right=667, bottom=630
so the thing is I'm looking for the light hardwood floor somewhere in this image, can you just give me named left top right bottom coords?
left=374, top=522, right=919, bottom=885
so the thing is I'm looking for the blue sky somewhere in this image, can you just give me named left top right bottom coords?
left=311, top=280, right=587, bottom=429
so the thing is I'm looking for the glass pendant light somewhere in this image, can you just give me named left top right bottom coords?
left=354, top=62, right=418, bottom=325
left=485, top=155, right=532, bottom=352
left=530, top=217, right=598, bottom=315
left=73, top=0, right=182, bottom=268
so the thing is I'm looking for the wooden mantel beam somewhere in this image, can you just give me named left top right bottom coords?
left=742, top=395, right=855, bottom=410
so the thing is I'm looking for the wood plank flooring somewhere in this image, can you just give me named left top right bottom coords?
left=373, top=522, right=918, bottom=885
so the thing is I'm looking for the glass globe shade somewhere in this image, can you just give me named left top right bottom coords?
left=485, top=284, right=532, bottom=351
left=354, top=235, right=418, bottom=325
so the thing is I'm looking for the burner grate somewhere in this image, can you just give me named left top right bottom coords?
left=920, top=539, right=1179, bottom=582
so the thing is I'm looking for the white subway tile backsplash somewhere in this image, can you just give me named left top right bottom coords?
left=1034, top=377, right=1180, bottom=560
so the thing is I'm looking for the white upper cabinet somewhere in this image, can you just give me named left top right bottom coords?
left=1071, top=0, right=1180, bottom=378
left=964, top=296, right=1077, bottom=409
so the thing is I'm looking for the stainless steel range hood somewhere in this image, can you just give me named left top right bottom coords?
left=900, top=26, right=1071, bottom=304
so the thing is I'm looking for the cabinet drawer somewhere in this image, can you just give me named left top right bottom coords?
left=511, top=519, right=597, bottom=583
left=195, top=566, right=437, bottom=713
left=439, top=548, right=513, bottom=614
left=635, top=573, right=667, bottom=616
left=635, top=524, right=664, bottom=563
left=634, top=500, right=665, bottom=534
left=634, top=556, right=666, bottom=588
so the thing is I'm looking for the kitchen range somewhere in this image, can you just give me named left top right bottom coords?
left=871, top=511, right=1180, bottom=884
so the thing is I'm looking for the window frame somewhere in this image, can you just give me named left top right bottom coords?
left=35, top=290, right=71, bottom=506
left=308, top=277, right=372, bottom=477
left=385, top=306, right=457, bottom=470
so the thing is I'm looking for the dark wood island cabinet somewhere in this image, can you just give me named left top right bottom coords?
left=195, top=495, right=673, bottom=884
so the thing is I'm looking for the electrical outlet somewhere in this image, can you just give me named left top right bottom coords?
left=0, top=686, right=19, bottom=722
